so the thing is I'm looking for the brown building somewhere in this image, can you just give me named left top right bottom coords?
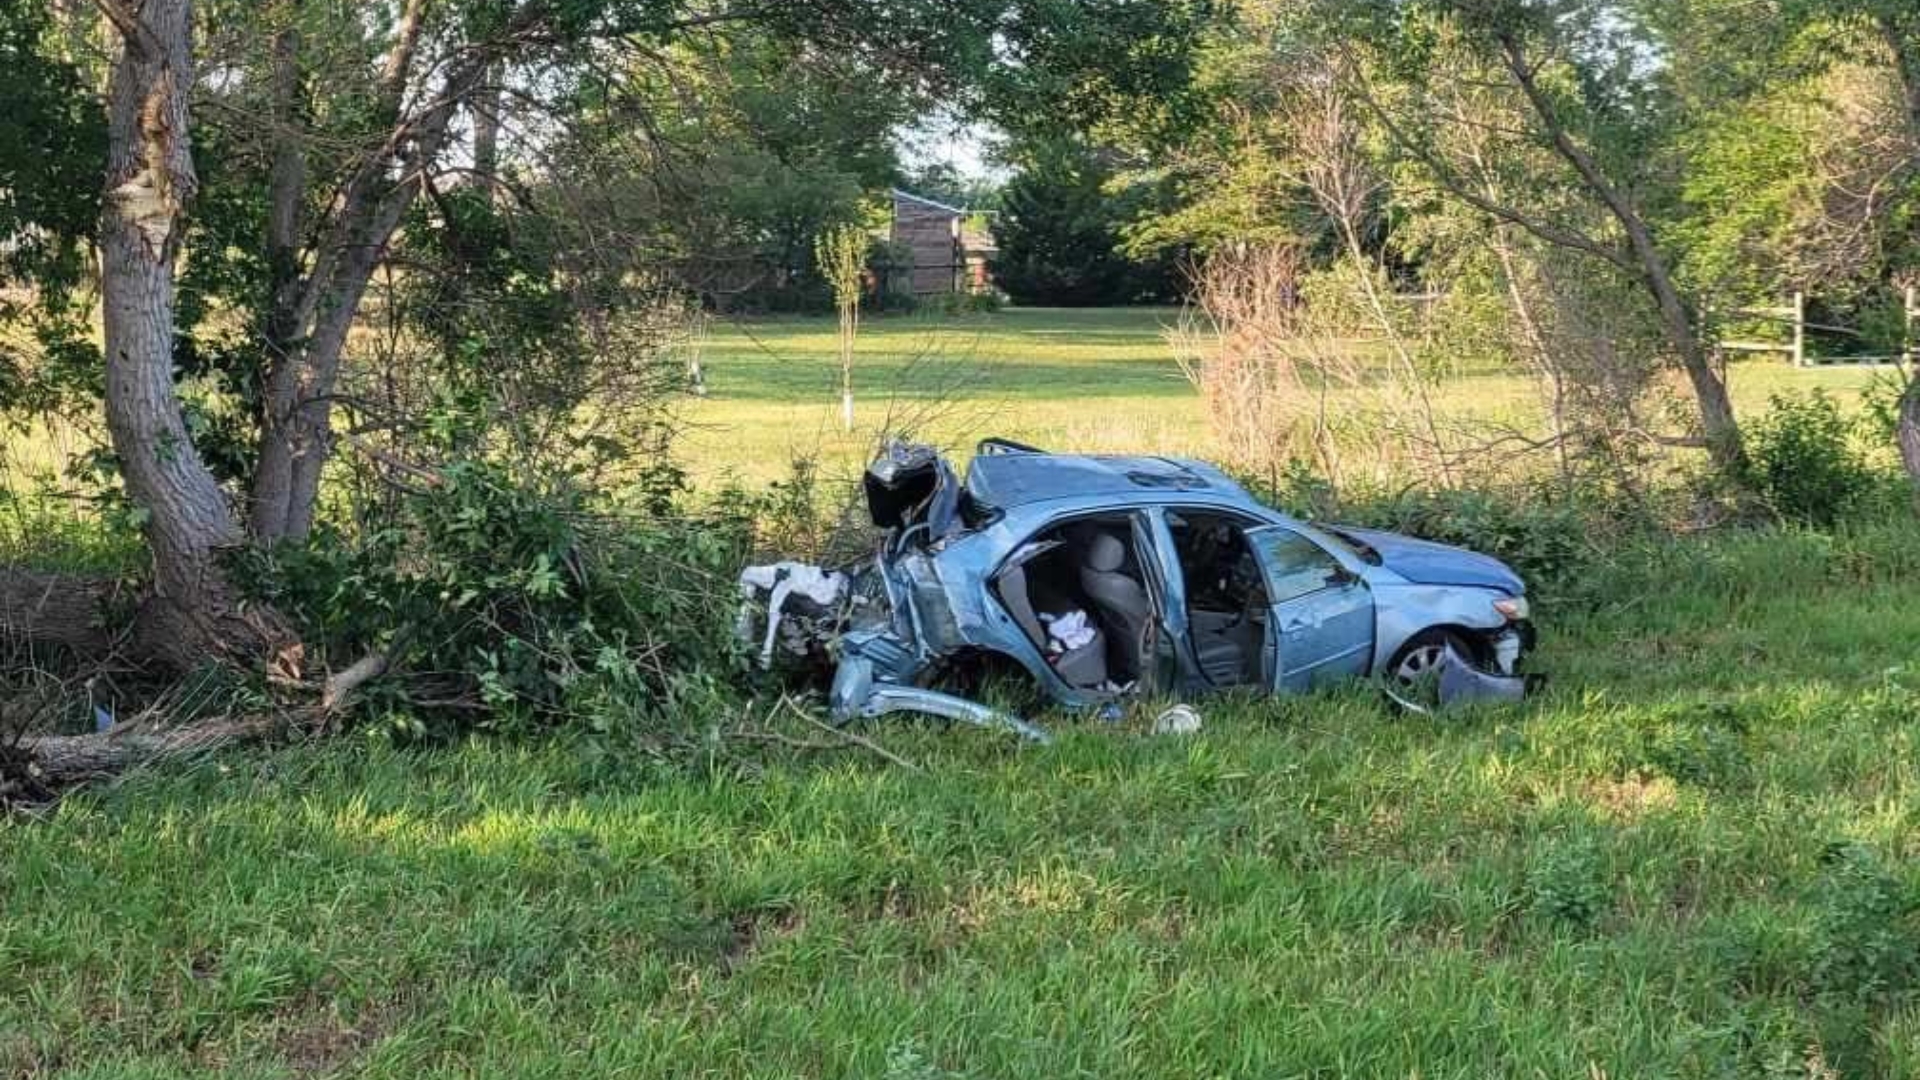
left=884, top=189, right=998, bottom=297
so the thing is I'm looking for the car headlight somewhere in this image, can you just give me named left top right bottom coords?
left=1493, top=596, right=1529, bottom=621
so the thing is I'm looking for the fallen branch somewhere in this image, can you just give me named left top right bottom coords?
left=4, top=641, right=399, bottom=802
left=321, top=633, right=411, bottom=714
left=14, top=712, right=302, bottom=788
left=784, top=696, right=922, bottom=773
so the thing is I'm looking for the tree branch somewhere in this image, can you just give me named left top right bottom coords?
left=1340, top=61, right=1645, bottom=278
left=91, top=0, right=158, bottom=58
left=1493, top=33, right=1645, bottom=240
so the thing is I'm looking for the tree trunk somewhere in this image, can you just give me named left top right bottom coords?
left=1899, top=374, right=1920, bottom=490
left=96, top=0, right=294, bottom=669
left=1496, top=33, right=1744, bottom=473
left=473, top=60, right=501, bottom=182
left=0, top=569, right=123, bottom=658
left=249, top=5, right=500, bottom=542
left=1878, top=12, right=1920, bottom=494
left=1641, top=253, right=1743, bottom=471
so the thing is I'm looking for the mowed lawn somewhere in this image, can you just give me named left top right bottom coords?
left=680, top=306, right=1886, bottom=482
left=8, top=521, right=1920, bottom=1077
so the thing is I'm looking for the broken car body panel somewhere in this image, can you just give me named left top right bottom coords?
left=741, top=441, right=1535, bottom=739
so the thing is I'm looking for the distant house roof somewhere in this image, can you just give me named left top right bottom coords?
left=890, top=188, right=968, bottom=215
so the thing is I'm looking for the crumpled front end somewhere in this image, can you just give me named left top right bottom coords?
left=1384, top=638, right=1537, bottom=714
left=736, top=441, right=1050, bottom=742
left=830, top=630, right=1051, bottom=743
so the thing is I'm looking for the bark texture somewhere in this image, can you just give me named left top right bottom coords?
left=97, top=0, right=294, bottom=669
left=0, top=570, right=124, bottom=658
left=1879, top=12, right=1920, bottom=493
left=1900, top=377, right=1920, bottom=486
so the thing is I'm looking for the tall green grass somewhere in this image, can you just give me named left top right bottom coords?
left=6, top=520, right=1919, bottom=1077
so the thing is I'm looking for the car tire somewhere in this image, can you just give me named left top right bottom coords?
left=1384, top=629, right=1480, bottom=714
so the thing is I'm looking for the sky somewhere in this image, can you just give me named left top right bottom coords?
left=896, top=114, right=1010, bottom=182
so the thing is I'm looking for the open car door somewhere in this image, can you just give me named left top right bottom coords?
left=1243, top=525, right=1375, bottom=693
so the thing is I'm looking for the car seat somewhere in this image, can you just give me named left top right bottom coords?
left=994, top=550, right=1110, bottom=689
left=1078, top=531, right=1152, bottom=682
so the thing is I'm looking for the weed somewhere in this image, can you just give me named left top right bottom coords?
left=1525, top=834, right=1611, bottom=929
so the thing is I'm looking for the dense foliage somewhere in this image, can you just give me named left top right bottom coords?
left=242, top=459, right=749, bottom=740
left=991, top=142, right=1181, bottom=306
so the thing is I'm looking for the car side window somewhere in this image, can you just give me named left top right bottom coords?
left=1250, top=528, right=1346, bottom=603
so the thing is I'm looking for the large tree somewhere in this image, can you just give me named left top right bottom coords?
left=93, top=0, right=296, bottom=668
left=4, top=0, right=1215, bottom=672
left=223, top=0, right=1215, bottom=540
left=994, top=140, right=1180, bottom=306
left=1326, top=0, right=1749, bottom=471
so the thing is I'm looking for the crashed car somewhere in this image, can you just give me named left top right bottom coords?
left=740, top=439, right=1535, bottom=742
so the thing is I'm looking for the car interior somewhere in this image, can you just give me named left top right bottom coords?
left=1166, top=510, right=1269, bottom=687
left=991, top=515, right=1154, bottom=691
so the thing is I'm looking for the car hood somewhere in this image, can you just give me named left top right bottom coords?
left=1331, top=526, right=1524, bottom=593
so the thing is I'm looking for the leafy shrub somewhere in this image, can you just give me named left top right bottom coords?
left=1744, top=390, right=1880, bottom=526
left=1632, top=703, right=1753, bottom=790
left=936, top=291, right=1003, bottom=316
left=1525, top=835, right=1610, bottom=928
left=1810, top=843, right=1920, bottom=1005
left=242, top=459, right=751, bottom=738
left=1256, top=467, right=1619, bottom=601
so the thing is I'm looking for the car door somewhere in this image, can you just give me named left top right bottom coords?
left=1244, top=525, right=1375, bottom=693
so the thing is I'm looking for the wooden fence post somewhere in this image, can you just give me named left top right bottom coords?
left=1791, top=290, right=1807, bottom=368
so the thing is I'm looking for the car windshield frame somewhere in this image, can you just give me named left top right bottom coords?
left=1315, top=525, right=1384, bottom=566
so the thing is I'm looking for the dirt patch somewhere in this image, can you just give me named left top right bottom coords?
left=1583, top=772, right=1679, bottom=821
left=273, top=997, right=403, bottom=1076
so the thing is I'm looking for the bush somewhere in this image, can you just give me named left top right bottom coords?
left=1254, top=465, right=1623, bottom=602
left=1811, top=843, right=1920, bottom=1005
left=937, top=291, right=1003, bottom=316
left=242, top=460, right=751, bottom=738
left=1744, top=390, right=1881, bottom=526
left=1525, top=835, right=1610, bottom=928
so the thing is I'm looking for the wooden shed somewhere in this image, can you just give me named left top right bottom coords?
left=884, top=189, right=997, bottom=297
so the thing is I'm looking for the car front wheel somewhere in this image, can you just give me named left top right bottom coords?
left=1385, top=629, right=1479, bottom=713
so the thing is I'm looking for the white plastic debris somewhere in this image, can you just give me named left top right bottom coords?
left=1152, top=703, right=1202, bottom=735
left=737, top=561, right=848, bottom=669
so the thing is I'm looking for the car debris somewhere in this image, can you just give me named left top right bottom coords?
left=1152, top=703, right=1203, bottom=735
left=738, top=438, right=1536, bottom=742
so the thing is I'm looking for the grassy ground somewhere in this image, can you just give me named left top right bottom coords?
left=680, top=306, right=1886, bottom=482
left=5, top=309, right=1917, bottom=1077
left=7, top=519, right=1920, bottom=1078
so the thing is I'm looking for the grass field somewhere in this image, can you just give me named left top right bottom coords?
left=7, top=521, right=1920, bottom=1077
left=7, top=309, right=1920, bottom=1077
left=681, top=306, right=1887, bottom=482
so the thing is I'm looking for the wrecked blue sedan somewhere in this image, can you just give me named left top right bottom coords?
left=740, top=440, right=1535, bottom=742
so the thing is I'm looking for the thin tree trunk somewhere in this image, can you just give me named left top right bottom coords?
left=1494, top=33, right=1744, bottom=474
left=249, top=5, right=508, bottom=541
left=95, top=0, right=295, bottom=669
left=262, top=2, right=305, bottom=404
left=1878, top=12, right=1920, bottom=494
left=473, top=60, right=501, bottom=182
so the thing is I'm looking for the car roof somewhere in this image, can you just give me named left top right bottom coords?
left=964, top=450, right=1255, bottom=511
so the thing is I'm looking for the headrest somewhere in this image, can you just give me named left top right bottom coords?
left=1085, top=532, right=1127, bottom=573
